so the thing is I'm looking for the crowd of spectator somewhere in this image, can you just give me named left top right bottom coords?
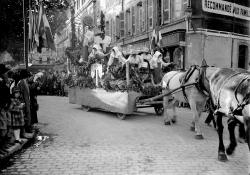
left=0, top=64, right=40, bottom=158
left=38, top=70, right=68, bottom=96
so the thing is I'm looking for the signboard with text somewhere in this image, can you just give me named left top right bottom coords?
left=202, top=0, right=250, bottom=21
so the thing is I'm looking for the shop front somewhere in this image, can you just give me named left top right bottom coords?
left=160, top=31, right=186, bottom=70
left=186, top=31, right=250, bottom=69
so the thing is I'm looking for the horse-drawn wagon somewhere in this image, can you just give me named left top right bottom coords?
left=67, top=46, right=164, bottom=120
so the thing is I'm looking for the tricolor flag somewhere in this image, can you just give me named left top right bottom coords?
left=150, top=28, right=162, bottom=52
left=37, top=3, right=55, bottom=53
left=28, top=7, right=39, bottom=52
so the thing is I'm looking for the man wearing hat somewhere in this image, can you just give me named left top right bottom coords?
left=0, top=64, right=11, bottom=156
left=17, top=69, right=33, bottom=137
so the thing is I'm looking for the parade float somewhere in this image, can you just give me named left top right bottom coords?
left=66, top=22, right=163, bottom=119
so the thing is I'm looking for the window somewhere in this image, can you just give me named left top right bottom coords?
left=137, top=1, right=144, bottom=33
left=183, top=0, right=188, bottom=10
left=238, top=45, right=248, bottom=69
left=112, top=19, right=116, bottom=42
left=173, top=0, right=182, bottom=19
left=142, top=1, right=146, bottom=32
left=148, top=0, right=153, bottom=29
left=157, top=0, right=162, bottom=25
left=132, top=6, right=135, bottom=34
left=162, top=0, right=170, bottom=23
left=120, top=12, right=125, bottom=38
left=76, top=0, right=79, bottom=10
left=125, top=9, right=131, bottom=36
left=116, top=16, right=120, bottom=40
left=105, top=21, right=110, bottom=36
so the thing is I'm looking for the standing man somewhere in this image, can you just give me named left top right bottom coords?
left=0, top=64, right=11, bottom=156
left=18, top=70, right=33, bottom=137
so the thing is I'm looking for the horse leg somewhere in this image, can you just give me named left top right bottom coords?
left=163, top=99, right=176, bottom=125
left=246, top=118, right=250, bottom=151
left=190, top=101, right=203, bottom=139
left=163, top=89, right=171, bottom=125
left=238, top=122, right=246, bottom=143
left=216, top=113, right=228, bottom=161
left=226, top=118, right=237, bottom=155
left=171, top=102, right=177, bottom=124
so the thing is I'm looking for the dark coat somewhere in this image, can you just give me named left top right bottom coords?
left=17, top=79, right=31, bottom=126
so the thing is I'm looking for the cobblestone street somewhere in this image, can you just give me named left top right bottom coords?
left=0, top=96, right=249, bottom=175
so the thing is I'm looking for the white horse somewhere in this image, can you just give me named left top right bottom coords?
left=201, top=66, right=250, bottom=161
left=162, top=65, right=209, bottom=139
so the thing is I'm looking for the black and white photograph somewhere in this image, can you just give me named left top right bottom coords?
left=0, top=0, right=249, bottom=174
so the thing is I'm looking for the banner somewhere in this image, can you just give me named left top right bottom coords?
left=202, top=0, right=250, bottom=21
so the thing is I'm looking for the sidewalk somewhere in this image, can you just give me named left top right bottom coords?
left=0, top=132, right=35, bottom=163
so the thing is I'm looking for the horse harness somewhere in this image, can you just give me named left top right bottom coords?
left=229, top=74, right=250, bottom=117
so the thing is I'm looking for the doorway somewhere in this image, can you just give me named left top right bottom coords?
left=238, top=45, right=248, bottom=69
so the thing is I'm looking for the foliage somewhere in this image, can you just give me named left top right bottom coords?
left=65, top=46, right=82, bottom=66
left=0, top=0, right=69, bottom=60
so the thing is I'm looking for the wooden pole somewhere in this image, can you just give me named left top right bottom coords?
left=126, top=62, right=130, bottom=86
left=23, top=0, right=28, bottom=69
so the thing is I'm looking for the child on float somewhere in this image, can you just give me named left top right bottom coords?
left=9, top=86, right=25, bottom=144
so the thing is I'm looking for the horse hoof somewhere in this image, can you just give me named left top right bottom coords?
left=190, top=126, right=195, bottom=132
left=195, top=134, right=204, bottom=140
left=218, top=153, right=228, bottom=162
left=171, top=118, right=177, bottom=124
left=226, top=147, right=235, bottom=156
left=164, top=121, right=171, bottom=125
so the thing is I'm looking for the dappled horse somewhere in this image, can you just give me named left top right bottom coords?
left=162, top=65, right=209, bottom=139
left=201, top=67, right=250, bottom=161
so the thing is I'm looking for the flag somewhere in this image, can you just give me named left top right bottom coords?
left=150, top=29, right=157, bottom=52
left=150, top=28, right=163, bottom=52
left=28, top=7, right=39, bottom=52
left=28, top=9, right=33, bottom=52
left=37, top=4, right=55, bottom=53
left=157, top=30, right=162, bottom=48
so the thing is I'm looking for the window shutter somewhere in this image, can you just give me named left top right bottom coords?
left=148, top=0, right=153, bottom=29
left=120, top=12, right=125, bottom=38
left=162, top=0, right=170, bottom=24
left=132, top=6, right=135, bottom=35
left=125, top=9, right=131, bottom=36
left=116, top=16, right=120, bottom=39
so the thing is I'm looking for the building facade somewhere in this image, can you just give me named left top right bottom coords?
left=54, top=0, right=101, bottom=59
left=104, top=0, right=250, bottom=69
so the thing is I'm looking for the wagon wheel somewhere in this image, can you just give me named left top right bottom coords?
left=116, top=113, right=126, bottom=120
left=134, top=96, right=141, bottom=112
left=154, top=105, right=164, bottom=116
left=81, top=105, right=91, bottom=112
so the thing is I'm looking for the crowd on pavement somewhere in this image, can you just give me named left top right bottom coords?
left=0, top=64, right=40, bottom=158
left=38, top=70, right=67, bottom=96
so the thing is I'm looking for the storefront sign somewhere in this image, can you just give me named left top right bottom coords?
left=202, top=0, right=250, bottom=21
left=162, top=32, right=185, bottom=47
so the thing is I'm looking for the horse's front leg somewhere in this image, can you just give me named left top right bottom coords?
left=189, top=101, right=203, bottom=139
left=226, top=118, right=237, bottom=155
left=238, top=122, right=246, bottom=143
left=163, top=90, right=176, bottom=125
left=215, top=113, right=228, bottom=161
